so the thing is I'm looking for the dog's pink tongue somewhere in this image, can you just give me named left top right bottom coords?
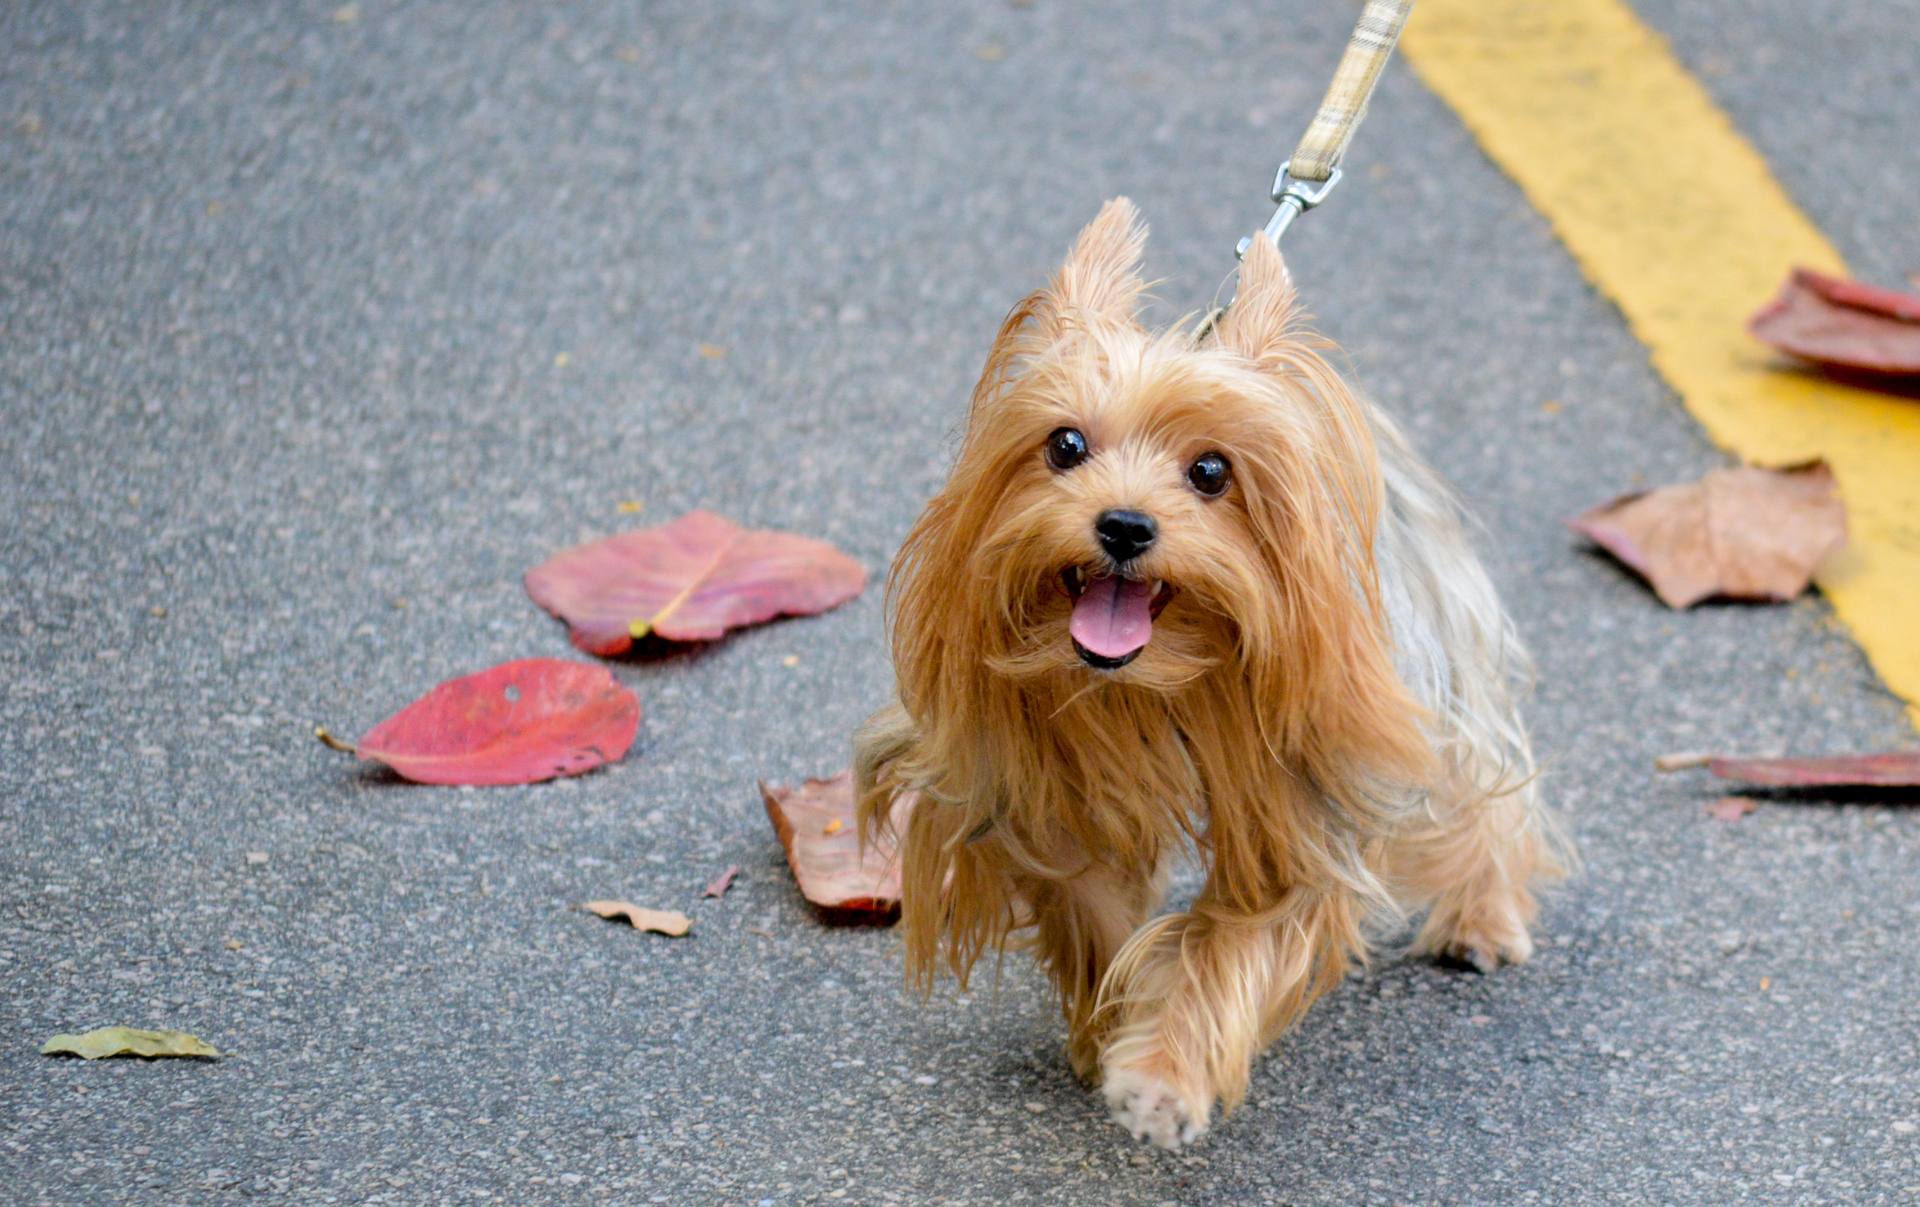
left=1069, top=576, right=1153, bottom=660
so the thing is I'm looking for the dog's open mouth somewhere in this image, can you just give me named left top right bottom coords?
left=1060, top=567, right=1176, bottom=669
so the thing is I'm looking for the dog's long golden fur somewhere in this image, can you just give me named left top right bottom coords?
left=856, top=199, right=1570, bottom=1148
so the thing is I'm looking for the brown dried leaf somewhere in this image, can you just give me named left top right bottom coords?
left=1569, top=462, right=1846, bottom=608
left=761, top=771, right=913, bottom=922
left=582, top=901, right=692, bottom=936
left=41, top=1026, right=221, bottom=1060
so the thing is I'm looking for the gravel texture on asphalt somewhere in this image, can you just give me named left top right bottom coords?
left=3, top=1, right=1917, bottom=1202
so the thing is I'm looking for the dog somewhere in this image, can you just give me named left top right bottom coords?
left=855, top=198, right=1570, bottom=1148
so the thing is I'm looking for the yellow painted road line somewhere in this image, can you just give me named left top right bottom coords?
left=1402, top=0, right=1920, bottom=728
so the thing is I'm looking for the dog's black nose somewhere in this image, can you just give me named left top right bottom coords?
left=1095, top=509, right=1157, bottom=564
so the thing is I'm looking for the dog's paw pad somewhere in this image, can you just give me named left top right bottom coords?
left=1102, top=1066, right=1210, bottom=1149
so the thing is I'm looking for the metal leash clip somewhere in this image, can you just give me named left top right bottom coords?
left=1236, top=161, right=1343, bottom=257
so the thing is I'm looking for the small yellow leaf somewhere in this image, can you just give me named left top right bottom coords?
left=615, top=500, right=645, bottom=514
left=582, top=901, right=692, bottom=937
left=42, top=1026, right=220, bottom=1060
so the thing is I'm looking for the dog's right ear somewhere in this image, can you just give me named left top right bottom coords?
left=1033, top=197, right=1149, bottom=339
left=1209, top=232, right=1301, bottom=366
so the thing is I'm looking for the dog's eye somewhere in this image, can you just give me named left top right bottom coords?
left=1187, top=452, right=1231, bottom=496
left=1045, top=427, right=1089, bottom=471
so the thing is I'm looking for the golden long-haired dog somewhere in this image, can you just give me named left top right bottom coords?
left=856, top=199, right=1570, bottom=1148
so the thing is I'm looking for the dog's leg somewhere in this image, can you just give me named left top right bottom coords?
left=1024, top=861, right=1167, bottom=1080
left=1391, top=773, right=1569, bottom=973
left=1096, top=889, right=1358, bottom=1148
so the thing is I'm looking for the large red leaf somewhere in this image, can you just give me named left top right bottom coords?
left=318, top=658, right=640, bottom=785
left=1749, top=268, right=1920, bottom=378
left=1705, top=752, right=1920, bottom=789
left=761, top=771, right=914, bottom=922
left=525, top=511, right=866, bottom=657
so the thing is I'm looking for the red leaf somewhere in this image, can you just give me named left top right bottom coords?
left=1706, top=752, right=1920, bottom=788
left=1568, top=462, right=1846, bottom=608
left=1749, top=267, right=1920, bottom=378
left=319, top=658, right=640, bottom=785
left=702, top=865, right=740, bottom=899
left=760, top=771, right=913, bottom=921
left=524, top=511, right=866, bottom=657
left=1705, top=796, right=1758, bottom=822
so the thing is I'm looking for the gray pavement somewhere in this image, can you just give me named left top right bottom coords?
left=3, top=1, right=1918, bottom=1202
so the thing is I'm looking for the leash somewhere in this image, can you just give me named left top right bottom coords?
left=1237, top=0, right=1414, bottom=259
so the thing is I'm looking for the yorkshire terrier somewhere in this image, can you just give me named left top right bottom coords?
left=856, top=199, right=1570, bottom=1148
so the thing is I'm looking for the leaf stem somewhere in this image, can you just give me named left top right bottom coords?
left=1653, top=751, right=1714, bottom=773
left=314, top=726, right=358, bottom=754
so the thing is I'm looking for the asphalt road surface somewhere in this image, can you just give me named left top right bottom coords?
left=4, top=1, right=1918, bottom=1202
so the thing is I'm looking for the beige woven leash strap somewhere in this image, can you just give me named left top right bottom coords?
left=1290, top=0, right=1413, bottom=182
left=1237, top=0, right=1414, bottom=255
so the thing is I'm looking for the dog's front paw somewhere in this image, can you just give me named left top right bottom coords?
left=1421, top=910, right=1535, bottom=974
left=1101, top=1064, right=1211, bottom=1149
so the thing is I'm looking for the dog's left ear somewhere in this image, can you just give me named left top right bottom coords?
left=1033, top=197, right=1150, bottom=339
left=1209, top=232, right=1301, bottom=365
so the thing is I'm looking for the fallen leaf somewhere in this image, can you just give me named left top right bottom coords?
left=317, top=658, right=640, bottom=785
left=42, top=1026, right=220, bottom=1060
left=1706, top=796, right=1758, bottom=822
left=615, top=500, right=645, bottom=514
left=703, top=865, right=740, bottom=898
left=697, top=343, right=728, bottom=359
left=1667, top=751, right=1920, bottom=788
left=582, top=901, right=692, bottom=936
left=525, top=511, right=866, bottom=656
left=1569, top=461, right=1846, bottom=608
left=1749, top=268, right=1920, bottom=378
left=761, top=771, right=913, bottom=921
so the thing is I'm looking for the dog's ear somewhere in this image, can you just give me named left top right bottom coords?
left=1210, top=232, right=1300, bottom=365
left=1034, top=197, right=1149, bottom=337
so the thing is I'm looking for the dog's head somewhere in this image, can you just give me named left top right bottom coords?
left=891, top=199, right=1400, bottom=730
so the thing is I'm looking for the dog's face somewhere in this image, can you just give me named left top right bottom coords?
left=892, top=198, right=1390, bottom=707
